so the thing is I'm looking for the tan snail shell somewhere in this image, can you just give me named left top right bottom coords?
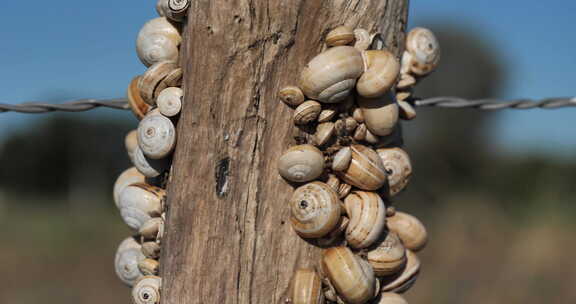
left=332, top=147, right=352, bottom=172
left=156, top=0, right=190, bottom=22
left=397, top=100, right=416, bottom=120
left=377, top=148, right=412, bottom=197
left=367, top=232, right=407, bottom=276
left=139, top=61, right=179, bottom=105
left=278, top=144, right=325, bottom=183
left=374, top=293, right=408, bottom=304
left=290, top=181, right=342, bottom=238
left=138, top=258, right=160, bottom=276
left=386, top=211, right=427, bottom=251
left=396, top=73, right=416, bottom=89
left=136, top=17, right=181, bottom=67
left=138, top=111, right=176, bottom=159
left=314, top=122, right=335, bottom=146
left=317, top=216, right=349, bottom=247
left=139, top=217, right=164, bottom=240
left=279, top=86, right=305, bottom=107
left=357, top=92, right=399, bottom=137
left=318, top=106, right=338, bottom=123
left=322, top=246, right=376, bottom=304
left=132, top=275, right=162, bottom=304
left=326, top=26, right=355, bottom=47
left=344, top=191, right=387, bottom=249
left=141, top=241, right=161, bottom=259
left=133, top=145, right=170, bottom=178
left=336, top=145, right=387, bottom=191
left=365, top=129, right=380, bottom=144
left=352, top=107, right=365, bottom=123
left=113, top=167, right=146, bottom=208
left=344, top=117, right=358, bottom=133
left=353, top=29, right=372, bottom=51
left=337, top=183, right=352, bottom=199
left=381, top=250, right=420, bottom=293
left=128, top=76, right=152, bottom=120
left=353, top=123, right=367, bottom=141
left=325, top=174, right=341, bottom=192
left=300, top=46, right=364, bottom=103
left=115, top=237, right=145, bottom=286
left=157, top=87, right=183, bottom=117
left=405, top=27, right=440, bottom=76
left=294, top=100, right=322, bottom=125
left=118, top=183, right=165, bottom=230
left=291, top=268, right=325, bottom=304
left=357, top=50, right=400, bottom=98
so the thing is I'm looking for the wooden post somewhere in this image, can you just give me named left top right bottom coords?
left=160, top=1, right=409, bottom=303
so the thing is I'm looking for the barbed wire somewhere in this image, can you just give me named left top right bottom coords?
left=1, top=96, right=575, bottom=114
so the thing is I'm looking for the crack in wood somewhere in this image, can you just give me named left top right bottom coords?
left=215, top=157, right=231, bottom=197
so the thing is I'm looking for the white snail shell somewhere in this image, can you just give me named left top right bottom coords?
left=113, top=167, right=146, bottom=208
left=157, top=87, right=183, bottom=117
left=136, top=17, right=181, bottom=67
left=344, top=191, right=387, bottom=249
left=332, top=147, right=352, bottom=172
left=132, top=275, right=162, bottom=304
left=118, top=183, right=165, bottom=230
left=300, top=46, right=364, bottom=103
left=357, top=92, right=399, bottom=137
left=377, top=148, right=412, bottom=197
left=357, top=50, right=400, bottom=98
left=138, top=111, right=176, bottom=159
left=326, top=26, right=355, bottom=47
left=139, top=217, right=164, bottom=240
left=386, top=211, right=427, bottom=252
left=138, top=258, right=160, bottom=276
left=290, top=181, right=342, bottom=238
left=366, top=232, right=407, bottom=276
left=405, top=27, right=440, bottom=76
left=115, top=237, right=145, bottom=286
left=374, top=293, right=408, bottom=304
left=278, top=144, right=325, bottom=183
left=336, top=145, right=387, bottom=191
left=291, top=268, right=325, bottom=304
left=381, top=250, right=420, bottom=293
left=279, top=86, right=305, bottom=107
left=133, top=145, right=169, bottom=178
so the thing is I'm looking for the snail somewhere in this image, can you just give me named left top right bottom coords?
left=373, top=293, right=408, bottom=304
left=139, top=61, right=179, bottom=105
left=357, top=91, right=399, bottom=137
left=300, top=46, right=364, bottom=103
left=397, top=100, right=416, bottom=120
left=138, top=111, right=177, bottom=159
left=314, top=122, right=335, bottom=146
left=133, top=145, right=170, bottom=178
left=139, top=217, right=164, bottom=241
left=366, top=231, right=407, bottom=276
left=317, top=216, right=349, bottom=247
left=353, top=123, right=368, bottom=142
left=386, top=211, right=427, bottom=252
left=381, top=250, right=420, bottom=293
left=278, top=144, right=325, bottom=183
left=352, top=107, right=365, bottom=123
left=136, top=17, right=181, bottom=67
left=157, top=87, right=183, bottom=117
left=128, top=76, right=152, bottom=120
left=125, top=130, right=139, bottom=161
left=115, top=237, right=145, bottom=286
left=364, top=129, right=380, bottom=145
left=156, top=0, right=190, bottom=22
left=403, top=27, right=440, bottom=77
left=322, top=246, right=376, bottom=304
left=279, top=86, right=305, bottom=107
left=289, top=181, right=342, bottom=239
left=356, top=50, right=400, bottom=98
left=326, top=26, right=355, bottom=47
left=113, top=167, right=146, bottom=208
left=118, top=183, right=165, bottom=230
left=132, top=275, right=162, bottom=304
left=337, top=183, right=352, bottom=199
left=344, top=191, right=387, bottom=249
left=142, top=241, right=161, bottom=259
left=138, top=258, right=160, bottom=276
left=332, top=147, right=352, bottom=172
left=294, top=100, right=322, bottom=125
left=318, top=106, right=338, bottom=123
left=396, top=73, right=416, bottom=90
left=290, top=268, right=325, bottom=304
left=353, top=29, right=372, bottom=51
left=336, top=145, right=387, bottom=191
left=344, top=117, right=358, bottom=133
left=377, top=148, right=412, bottom=197
left=325, top=174, right=341, bottom=192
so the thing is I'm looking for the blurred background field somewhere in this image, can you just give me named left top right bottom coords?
left=1, top=1, right=576, bottom=303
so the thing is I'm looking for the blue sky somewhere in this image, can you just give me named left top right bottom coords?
left=0, top=1, right=574, bottom=158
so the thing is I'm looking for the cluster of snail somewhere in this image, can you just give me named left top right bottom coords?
left=113, top=1, right=190, bottom=303
left=278, top=26, right=440, bottom=304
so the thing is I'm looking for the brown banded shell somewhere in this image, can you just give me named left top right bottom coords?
left=279, top=86, right=305, bottom=107
left=115, top=237, right=145, bottom=286
left=294, top=100, right=322, bottom=125
left=138, top=61, right=179, bottom=105
left=405, top=27, right=440, bottom=76
left=377, top=148, right=412, bottom=197
left=332, top=147, right=352, bottom=172
left=318, top=106, right=338, bottom=122
left=386, top=211, right=427, bottom=251
left=278, top=144, right=325, bottom=183
left=291, top=268, right=325, bottom=304
left=118, top=183, right=165, bottom=231
left=353, top=123, right=367, bottom=141
left=132, top=275, right=162, bottom=304
left=367, top=232, right=407, bottom=276
left=300, top=46, right=364, bottom=103
left=138, top=112, right=176, bottom=159
left=337, top=183, right=352, bottom=199
left=344, top=191, right=387, bottom=249
left=326, top=26, right=355, bottom=47
left=357, top=50, right=401, bottom=98
left=357, top=92, right=399, bottom=137
left=336, top=145, right=387, bottom=191
left=128, top=76, right=151, bottom=120
left=381, top=250, right=420, bottom=293
left=374, top=293, right=408, bottom=304
left=289, top=181, right=342, bottom=239
left=113, top=167, right=146, bottom=208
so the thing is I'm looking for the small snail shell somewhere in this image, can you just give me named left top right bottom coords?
left=139, top=217, right=164, bottom=240
left=300, top=46, right=364, bottom=103
left=125, top=130, right=139, bottom=161
left=318, top=106, right=338, bottom=123
left=377, top=148, right=412, bottom=197
left=290, top=181, right=342, bottom=238
left=118, top=183, right=165, bottom=230
left=132, top=275, right=162, bottom=304
left=322, top=246, right=376, bottom=304
left=336, top=145, right=387, bottom=191
left=290, top=268, right=325, bottom=304
left=113, top=167, right=146, bottom=208
left=279, top=86, right=305, bottom=107
left=353, top=124, right=367, bottom=141
left=138, top=111, right=176, bottom=159
left=352, top=107, right=365, bottom=123
left=294, top=100, right=322, bottom=125
left=386, top=211, right=427, bottom=251
left=133, top=146, right=170, bottom=178
left=115, top=237, right=145, bottom=286
left=365, top=129, right=380, bottom=144
left=332, top=147, right=352, bottom=172
left=337, top=183, right=352, bottom=199
left=367, top=232, right=407, bottom=276
left=344, top=117, right=358, bottom=133
left=138, top=258, right=160, bottom=276
left=357, top=92, right=399, bottom=137
left=395, top=91, right=411, bottom=102
left=396, top=74, right=416, bottom=89
left=314, top=122, right=335, bottom=146
left=141, top=241, right=161, bottom=259
left=344, top=191, right=387, bottom=249
left=139, top=61, right=179, bottom=105
left=381, top=250, right=420, bottom=293
left=136, top=17, right=181, bottom=67
left=325, top=174, right=341, bottom=192
left=159, top=68, right=183, bottom=91
left=128, top=76, right=152, bottom=120
left=157, top=87, right=183, bottom=117
left=374, top=293, right=408, bottom=304
left=326, top=26, right=355, bottom=47
left=278, top=144, right=325, bottom=183
left=353, top=29, right=372, bottom=51
left=357, top=50, right=400, bottom=98
left=397, top=100, right=416, bottom=120
left=405, top=27, right=440, bottom=76
left=156, top=0, right=190, bottom=22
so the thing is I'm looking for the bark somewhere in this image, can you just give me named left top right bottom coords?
left=160, top=1, right=409, bottom=303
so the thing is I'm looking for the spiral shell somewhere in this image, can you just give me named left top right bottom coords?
left=138, top=111, right=176, bottom=159
left=136, top=17, right=181, bottom=67
left=118, top=183, right=165, bottom=230
left=132, top=276, right=162, bottom=304
left=386, top=211, right=427, bottom=251
left=357, top=92, right=399, bottom=137
left=381, top=250, right=420, bottom=293
left=133, top=145, right=169, bottom=178
left=279, top=86, right=305, bottom=107
left=405, top=27, right=440, bottom=76
left=367, top=232, right=407, bottom=276
left=357, top=50, right=400, bottom=98
left=294, top=100, right=322, bottom=125
left=128, top=76, right=152, bottom=120
left=325, top=174, right=341, bottom=192
left=291, top=268, right=325, bottom=304
left=290, top=181, right=342, bottom=238
left=314, top=122, right=335, bottom=146
left=300, top=46, right=364, bottom=103
left=344, top=191, right=387, bottom=248
left=332, top=147, right=352, bottom=172
left=113, top=167, right=146, bottom=208
left=139, top=61, right=179, bottom=105
left=326, top=26, right=355, bottom=47
left=317, top=216, right=349, bottom=247
left=374, top=293, right=408, bottom=304
left=377, top=148, right=412, bottom=197
left=115, top=237, right=145, bottom=286
left=337, top=183, right=352, bottom=199
left=138, top=258, right=160, bottom=276
left=278, top=144, right=325, bottom=183
left=157, top=87, right=183, bottom=117
left=156, top=0, right=190, bottom=22
left=336, top=145, right=387, bottom=191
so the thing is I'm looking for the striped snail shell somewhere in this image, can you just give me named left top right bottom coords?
left=139, top=61, right=179, bottom=105
left=344, top=191, right=387, bottom=249
left=405, top=27, right=440, bottom=76
left=336, top=145, right=387, bottom=191
left=115, top=237, right=145, bottom=286
left=357, top=91, right=399, bottom=137
left=326, top=26, right=355, bottom=47
left=133, top=145, right=170, bottom=178
left=279, top=86, right=305, bottom=107
left=366, top=231, right=407, bottom=276
left=290, top=181, right=342, bottom=238
left=377, top=148, right=412, bottom=197
left=138, top=111, right=176, bottom=159
left=113, top=167, right=146, bottom=208
left=278, top=144, right=325, bottom=183
left=374, top=293, right=408, bottom=304
left=381, top=250, right=420, bottom=293
left=136, top=17, right=181, bottom=67
left=357, top=50, right=400, bottom=98
left=156, top=0, right=190, bottom=22
left=386, top=211, right=427, bottom=251
left=132, top=275, right=162, bottom=304
left=294, top=100, right=322, bottom=125
left=314, top=122, right=335, bottom=147
left=332, top=147, right=352, bottom=172
left=290, top=268, right=325, bottom=304
left=157, top=87, right=183, bottom=117
left=118, top=183, right=165, bottom=230
left=128, top=76, right=152, bottom=120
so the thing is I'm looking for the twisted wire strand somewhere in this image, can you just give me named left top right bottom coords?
left=1, top=96, right=576, bottom=114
